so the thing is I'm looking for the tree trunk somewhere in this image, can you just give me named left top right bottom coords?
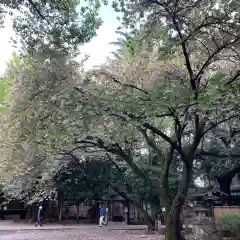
left=163, top=160, right=192, bottom=240
left=77, top=204, right=79, bottom=223
left=58, top=204, right=63, bottom=221
left=218, top=177, right=232, bottom=205
left=165, top=207, right=184, bottom=240
left=111, top=185, right=155, bottom=231
left=217, top=163, right=240, bottom=205
left=25, top=206, right=31, bottom=222
left=145, top=213, right=155, bottom=231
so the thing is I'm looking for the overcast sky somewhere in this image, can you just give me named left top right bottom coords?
left=0, top=5, right=120, bottom=74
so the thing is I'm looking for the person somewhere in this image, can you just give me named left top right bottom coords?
left=99, top=205, right=107, bottom=227
left=65, top=204, right=69, bottom=220
left=35, top=205, right=43, bottom=227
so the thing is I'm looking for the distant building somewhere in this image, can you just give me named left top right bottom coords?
left=231, top=173, right=240, bottom=189
left=0, top=200, right=26, bottom=221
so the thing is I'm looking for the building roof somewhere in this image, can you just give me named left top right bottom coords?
left=188, top=187, right=228, bottom=199
left=203, top=195, right=219, bottom=201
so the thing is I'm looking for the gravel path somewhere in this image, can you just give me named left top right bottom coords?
left=0, top=225, right=162, bottom=240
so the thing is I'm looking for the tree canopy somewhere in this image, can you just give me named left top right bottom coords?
left=1, top=1, right=240, bottom=240
left=0, top=0, right=107, bottom=54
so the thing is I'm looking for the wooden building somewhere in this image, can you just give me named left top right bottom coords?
left=0, top=200, right=26, bottom=221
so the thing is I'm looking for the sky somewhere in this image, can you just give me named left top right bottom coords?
left=80, top=5, right=120, bottom=69
left=0, top=16, right=15, bottom=74
left=0, top=5, right=120, bottom=74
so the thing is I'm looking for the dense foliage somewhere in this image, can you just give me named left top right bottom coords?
left=0, top=0, right=106, bottom=54
left=1, top=1, right=240, bottom=240
left=219, top=213, right=240, bottom=237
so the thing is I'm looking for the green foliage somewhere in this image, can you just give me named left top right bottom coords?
left=219, top=213, right=240, bottom=236
left=1, top=0, right=107, bottom=54
left=56, top=157, right=110, bottom=204
left=2, top=4, right=240, bottom=238
left=0, top=53, right=85, bottom=201
left=0, top=78, right=10, bottom=112
left=110, top=31, right=143, bottom=60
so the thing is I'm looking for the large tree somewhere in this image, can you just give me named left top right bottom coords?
left=196, top=119, right=240, bottom=204
left=2, top=1, right=240, bottom=240
left=70, top=1, right=240, bottom=236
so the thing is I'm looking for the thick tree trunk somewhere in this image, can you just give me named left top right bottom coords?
left=165, top=207, right=184, bottom=240
left=145, top=211, right=155, bottom=231
left=217, top=164, right=240, bottom=205
left=163, top=159, right=192, bottom=240
left=217, top=177, right=232, bottom=205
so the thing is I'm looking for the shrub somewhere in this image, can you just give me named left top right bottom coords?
left=219, top=213, right=240, bottom=237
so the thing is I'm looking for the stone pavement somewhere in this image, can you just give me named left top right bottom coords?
left=0, top=222, right=162, bottom=240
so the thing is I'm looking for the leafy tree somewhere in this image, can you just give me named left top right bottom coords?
left=56, top=153, right=110, bottom=205
left=72, top=1, right=240, bottom=236
left=2, top=2, right=240, bottom=240
left=3, top=42, right=239, bottom=237
left=0, top=52, right=159, bottom=226
left=58, top=150, right=161, bottom=229
left=196, top=120, right=240, bottom=204
left=97, top=1, right=240, bottom=239
left=0, top=53, right=82, bottom=202
left=109, top=31, right=144, bottom=60
left=0, top=0, right=107, bottom=54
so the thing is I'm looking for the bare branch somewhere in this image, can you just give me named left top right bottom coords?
left=218, top=164, right=240, bottom=180
left=199, top=150, right=240, bottom=158
left=142, top=122, right=180, bottom=151
left=227, top=70, right=240, bottom=85
left=194, top=38, right=240, bottom=84
left=110, top=184, right=155, bottom=226
left=111, top=75, right=149, bottom=94
left=202, top=115, right=240, bottom=137
left=91, top=70, right=149, bottom=95
left=138, top=127, right=164, bottom=158
left=172, top=13, right=195, bottom=92
left=27, top=0, right=53, bottom=27
left=76, top=137, right=166, bottom=197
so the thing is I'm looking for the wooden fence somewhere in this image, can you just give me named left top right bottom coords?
left=214, top=206, right=240, bottom=221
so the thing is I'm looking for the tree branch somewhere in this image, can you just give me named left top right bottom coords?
left=105, top=153, right=123, bottom=174
left=110, top=184, right=155, bottom=226
left=139, top=127, right=164, bottom=158
left=142, top=122, right=180, bottom=152
left=111, top=75, right=149, bottom=94
left=172, top=13, right=195, bottom=91
left=194, top=39, right=240, bottom=85
left=218, top=164, right=240, bottom=180
left=76, top=137, right=166, bottom=197
left=202, top=115, right=240, bottom=137
left=91, top=70, right=149, bottom=95
left=199, top=150, right=240, bottom=158
left=227, top=70, right=240, bottom=85
left=27, top=0, right=53, bottom=27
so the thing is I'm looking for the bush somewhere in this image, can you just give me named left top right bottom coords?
left=219, top=213, right=240, bottom=237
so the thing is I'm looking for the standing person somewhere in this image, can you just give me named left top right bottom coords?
left=65, top=204, right=69, bottom=220
left=35, top=205, right=43, bottom=227
left=99, top=204, right=107, bottom=227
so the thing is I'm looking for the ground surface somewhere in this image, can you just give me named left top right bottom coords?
left=0, top=222, right=161, bottom=240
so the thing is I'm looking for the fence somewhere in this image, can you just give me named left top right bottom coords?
left=213, top=206, right=240, bottom=221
